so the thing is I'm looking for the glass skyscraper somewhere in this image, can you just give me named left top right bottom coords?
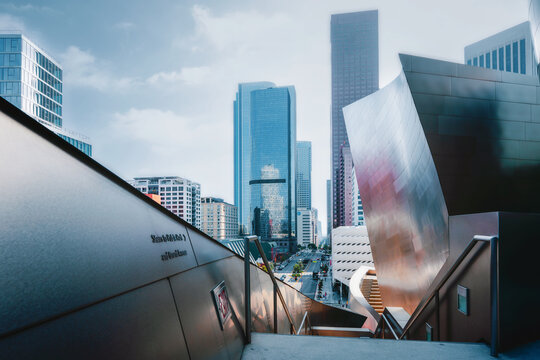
left=234, top=83, right=296, bottom=253
left=296, top=141, right=311, bottom=210
left=0, top=34, right=92, bottom=156
left=330, top=11, right=378, bottom=228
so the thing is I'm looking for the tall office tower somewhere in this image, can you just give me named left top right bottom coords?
left=129, top=176, right=201, bottom=228
left=234, top=82, right=275, bottom=235
left=351, top=167, right=365, bottom=226
left=296, top=141, right=312, bottom=210
left=465, top=22, right=538, bottom=78
left=0, top=34, right=92, bottom=156
left=337, top=145, right=354, bottom=226
left=331, top=11, right=379, bottom=229
left=200, top=197, right=238, bottom=240
left=326, top=179, right=332, bottom=237
left=234, top=83, right=296, bottom=253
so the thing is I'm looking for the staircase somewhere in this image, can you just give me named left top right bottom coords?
left=361, top=271, right=384, bottom=314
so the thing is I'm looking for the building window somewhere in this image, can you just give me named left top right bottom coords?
left=520, top=38, right=526, bottom=74
left=492, top=50, right=497, bottom=70
left=505, top=44, right=511, bottom=72
left=473, top=57, right=478, bottom=66
left=486, top=52, right=490, bottom=68
left=499, top=47, right=504, bottom=71
left=479, top=54, right=484, bottom=67
left=512, top=41, right=518, bottom=73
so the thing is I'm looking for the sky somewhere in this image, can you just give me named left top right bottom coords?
left=0, top=0, right=529, bottom=235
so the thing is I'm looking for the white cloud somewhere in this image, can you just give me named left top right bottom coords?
left=0, top=3, right=58, bottom=14
left=0, top=13, right=26, bottom=32
left=146, top=66, right=210, bottom=85
left=114, top=21, right=134, bottom=30
left=108, top=108, right=230, bottom=188
left=59, top=46, right=137, bottom=92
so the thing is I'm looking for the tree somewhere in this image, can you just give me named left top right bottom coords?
left=292, top=262, right=304, bottom=280
left=321, top=263, right=329, bottom=273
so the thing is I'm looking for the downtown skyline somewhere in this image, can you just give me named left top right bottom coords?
left=0, top=0, right=529, bottom=236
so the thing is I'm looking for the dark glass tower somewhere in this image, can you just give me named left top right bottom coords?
left=330, top=11, right=378, bottom=228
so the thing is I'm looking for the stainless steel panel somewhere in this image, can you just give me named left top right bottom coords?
left=491, top=101, right=531, bottom=121
left=0, top=109, right=198, bottom=336
left=0, top=280, right=190, bottom=359
left=495, top=82, right=537, bottom=103
left=345, top=54, right=540, bottom=316
left=170, top=258, right=245, bottom=360
left=525, top=122, right=540, bottom=141
left=405, top=72, right=451, bottom=96
left=343, top=72, right=449, bottom=314
left=187, top=227, right=236, bottom=266
left=531, top=105, right=540, bottom=122
left=451, top=77, right=495, bottom=100
left=250, top=265, right=272, bottom=333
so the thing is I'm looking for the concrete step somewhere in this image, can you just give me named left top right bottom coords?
left=242, top=333, right=504, bottom=360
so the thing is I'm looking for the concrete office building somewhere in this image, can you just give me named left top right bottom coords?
left=331, top=226, right=373, bottom=286
left=465, top=22, right=538, bottom=78
left=331, top=11, right=378, bottom=228
left=234, top=82, right=297, bottom=253
left=129, top=176, right=201, bottom=229
left=296, top=141, right=312, bottom=210
left=201, top=197, right=238, bottom=240
left=0, top=34, right=92, bottom=156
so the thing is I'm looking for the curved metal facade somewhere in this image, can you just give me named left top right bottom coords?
left=344, top=54, right=540, bottom=314
left=343, top=72, right=449, bottom=314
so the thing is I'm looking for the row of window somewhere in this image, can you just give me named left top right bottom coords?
left=467, top=39, right=526, bottom=75
left=0, top=38, right=63, bottom=80
left=334, top=242, right=370, bottom=246
left=335, top=259, right=371, bottom=263
left=335, top=251, right=370, bottom=255
left=57, top=135, right=92, bottom=157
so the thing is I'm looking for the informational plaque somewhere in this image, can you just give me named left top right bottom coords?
left=211, top=281, right=232, bottom=330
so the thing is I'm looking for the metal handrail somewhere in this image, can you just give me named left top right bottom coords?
left=244, top=236, right=297, bottom=343
left=381, top=313, right=399, bottom=339
left=399, top=235, right=498, bottom=357
left=297, top=311, right=312, bottom=335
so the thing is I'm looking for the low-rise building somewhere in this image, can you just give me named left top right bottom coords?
left=201, top=197, right=238, bottom=240
left=331, top=226, right=373, bottom=286
left=129, top=176, right=201, bottom=228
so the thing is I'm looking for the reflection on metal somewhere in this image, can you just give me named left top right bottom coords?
left=348, top=266, right=380, bottom=332
left=0, top=97, right=366, bottom=358
left=296, top=311, right=312, bottom=335
left=344, top=53, right=540, bottom=315
left=252, top=236, right=296, bottom=334
left=343, top=71, right=449, bottom=314
left=399, top=235, right=499, bottom=357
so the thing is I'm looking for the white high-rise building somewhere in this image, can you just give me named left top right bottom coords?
left=331, top=226, right=373, bottom=286
left=201, top=197, right=238, bottom=240
left=465, top=21, right=538, bottom=78
left=0, top=33, right=92, bottom=156
left=297, top=208, right=316, bottom=247
left=129, top=176, right=201, bottom=228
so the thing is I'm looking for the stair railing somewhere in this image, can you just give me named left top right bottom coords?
left=399, top=235, right=499, bottom=357
left=244, top=236, right=297, bottom=344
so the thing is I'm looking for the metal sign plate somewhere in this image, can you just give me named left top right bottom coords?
left=211, top=281, right=232, bottom=330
